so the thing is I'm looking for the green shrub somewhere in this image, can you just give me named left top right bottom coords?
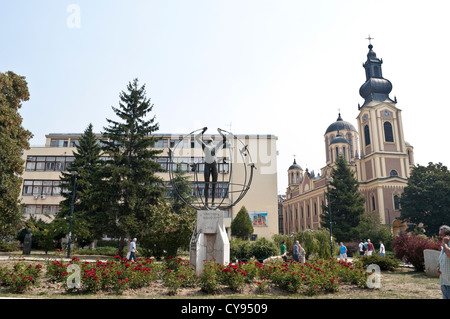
left=358, top=255, right=401, bottom=271
left=249, top=238, right=278, bottom=261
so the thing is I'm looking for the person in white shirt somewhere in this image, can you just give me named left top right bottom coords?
left=358, top=241, right=365, bottom=256
left=129, top=238, right=138, bottom=262
left=379, top=241, right=385, bottom=257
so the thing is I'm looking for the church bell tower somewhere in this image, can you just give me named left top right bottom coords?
left=356, top=39, right=414, bottom=225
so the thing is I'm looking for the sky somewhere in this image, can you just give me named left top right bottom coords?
left=1, top=0, right=449, bottom=194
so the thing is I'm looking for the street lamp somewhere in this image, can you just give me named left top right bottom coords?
left=67, top=171, right=78, bottom=258
left=326, top=177, right=333, bottom=257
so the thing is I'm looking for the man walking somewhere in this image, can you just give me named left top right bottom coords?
left=437, top=225, right=450, bottom=299
left=339, top=242, right=347, bottom=260
left=129, top=238, right=139, bottom=262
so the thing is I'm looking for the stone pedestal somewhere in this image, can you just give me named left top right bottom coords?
left=424, top=249, right=440, bottom=277
left=190, top=210, right=230, bottom=276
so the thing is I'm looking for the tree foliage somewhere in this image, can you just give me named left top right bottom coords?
left=139, top=200, right=196, bottom=258
left=400, top=162, right=450, bottom=236
left=231, top=206, right=254, bottom=240
left=56, top=123, right=103, bottom=246
left=0, top=71, right=33, bottom=239
left=97, top=79, right=164, bottom=256
left=321, top=155, right=365, bottom=242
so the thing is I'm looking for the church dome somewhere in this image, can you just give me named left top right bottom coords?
left=330, top=134, right=349, bottom=145
left=325, top=113, right=357, bottom=134
left=289, top=159, right=302, bottom=170
left=359, top=77, right=393, bottom=101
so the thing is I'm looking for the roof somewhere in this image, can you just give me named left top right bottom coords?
left=325, top=113, right=357, bottom=134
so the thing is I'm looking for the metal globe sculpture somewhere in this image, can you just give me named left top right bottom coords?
left=168, top=127, right=255, bottom=210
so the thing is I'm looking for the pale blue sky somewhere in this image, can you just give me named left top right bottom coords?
left=2, top=0, right=449, bottom=193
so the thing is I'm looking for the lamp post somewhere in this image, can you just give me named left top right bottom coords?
left=326, top=177, right=333, bottom=257
left=67, top=171, right=78, bottom=258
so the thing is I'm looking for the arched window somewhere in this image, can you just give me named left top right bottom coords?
left=390, top=170, right=398, bottom=177
left=394, top=195, right=400, bottom=210
left=384, top=122, right=394, bottom=142
left=364, top=125, right=371, bottom=146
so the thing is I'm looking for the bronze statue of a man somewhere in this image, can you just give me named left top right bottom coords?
left=195, top=127, right=226, bottom=208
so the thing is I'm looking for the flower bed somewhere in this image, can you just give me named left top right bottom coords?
left=0, top=256, right=371, bottom=296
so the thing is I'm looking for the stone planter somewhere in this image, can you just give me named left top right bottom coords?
left=424, top=249, right=440, bottom=277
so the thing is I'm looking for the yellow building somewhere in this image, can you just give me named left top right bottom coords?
left=19, top=132, right=279, bottom=240
left=282, top=43, right=413, bottom=236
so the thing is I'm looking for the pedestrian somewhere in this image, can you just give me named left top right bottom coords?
left=363, top=239, right=368, bottom=255
left=280, top=241, right=287, bottom=262
left=293, top=240, right=300, bottom=262
left=299, top=244, right=306, bottom=263
left=367, top=239, right=374, bottom=256
left=437, top=225, right=450, bottom=299
left=358, top=240, right=365, bottom=256
left=379, top=241, right=385, bottom=257
left=339, top=242, right=347, bottom=260
left=129, top=237, right=139, bottom=262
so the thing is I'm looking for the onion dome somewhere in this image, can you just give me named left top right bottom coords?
left=325, top=113, right=357, bottom=134
left=359, top=44, right=395, bottom=108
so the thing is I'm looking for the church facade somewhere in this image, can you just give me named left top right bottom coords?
left=282, top=43, right=414, bottom=236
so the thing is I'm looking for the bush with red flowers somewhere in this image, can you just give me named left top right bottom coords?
left=0, top=260, right=42, bottom=293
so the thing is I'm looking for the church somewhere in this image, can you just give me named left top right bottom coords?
left=282, top=42, right=414, bottom=236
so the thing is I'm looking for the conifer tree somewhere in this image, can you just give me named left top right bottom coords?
left=321, top=155, right=365, bottom=242
left=231, top=206, right=254, bottom=240
left=99, top=79, right=164, bottom=256
left=56, top=123, right=102, bottom=245
left=0, top=71, right=33, bottom=238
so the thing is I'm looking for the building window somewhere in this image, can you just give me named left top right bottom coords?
left=22, top=180, right=61, bottom=196
left=154, top=139, right=168, bottom=148
left=25, top=156, right=75, bottom=172
left=364, top=125, right=371, bottom=146
left=394, top=195, right=400, bottom=210
left=23, top=205, right=60, bottom=215
left=390, top=170, right=398, bottom=177
left=384, top=122, right=394, bottom=142
left=50, top=139, right=68, bottom=147
left=371, top=195, right=376, bottom=211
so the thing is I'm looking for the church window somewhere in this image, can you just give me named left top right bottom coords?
left=373, top=66, right=381, bottom=77
left=394, top=195, right=400, bottom=210
left=384, top=122, right=394, bottom=142
left=390, top=170, right=398, bottom=177
left=335, top=147, right=339, bottom=161
left=371, top=195, right=376, bottom=211
left=326, top=137, right=330, bottom=162
left=364, top=125, right=371, bottom=146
